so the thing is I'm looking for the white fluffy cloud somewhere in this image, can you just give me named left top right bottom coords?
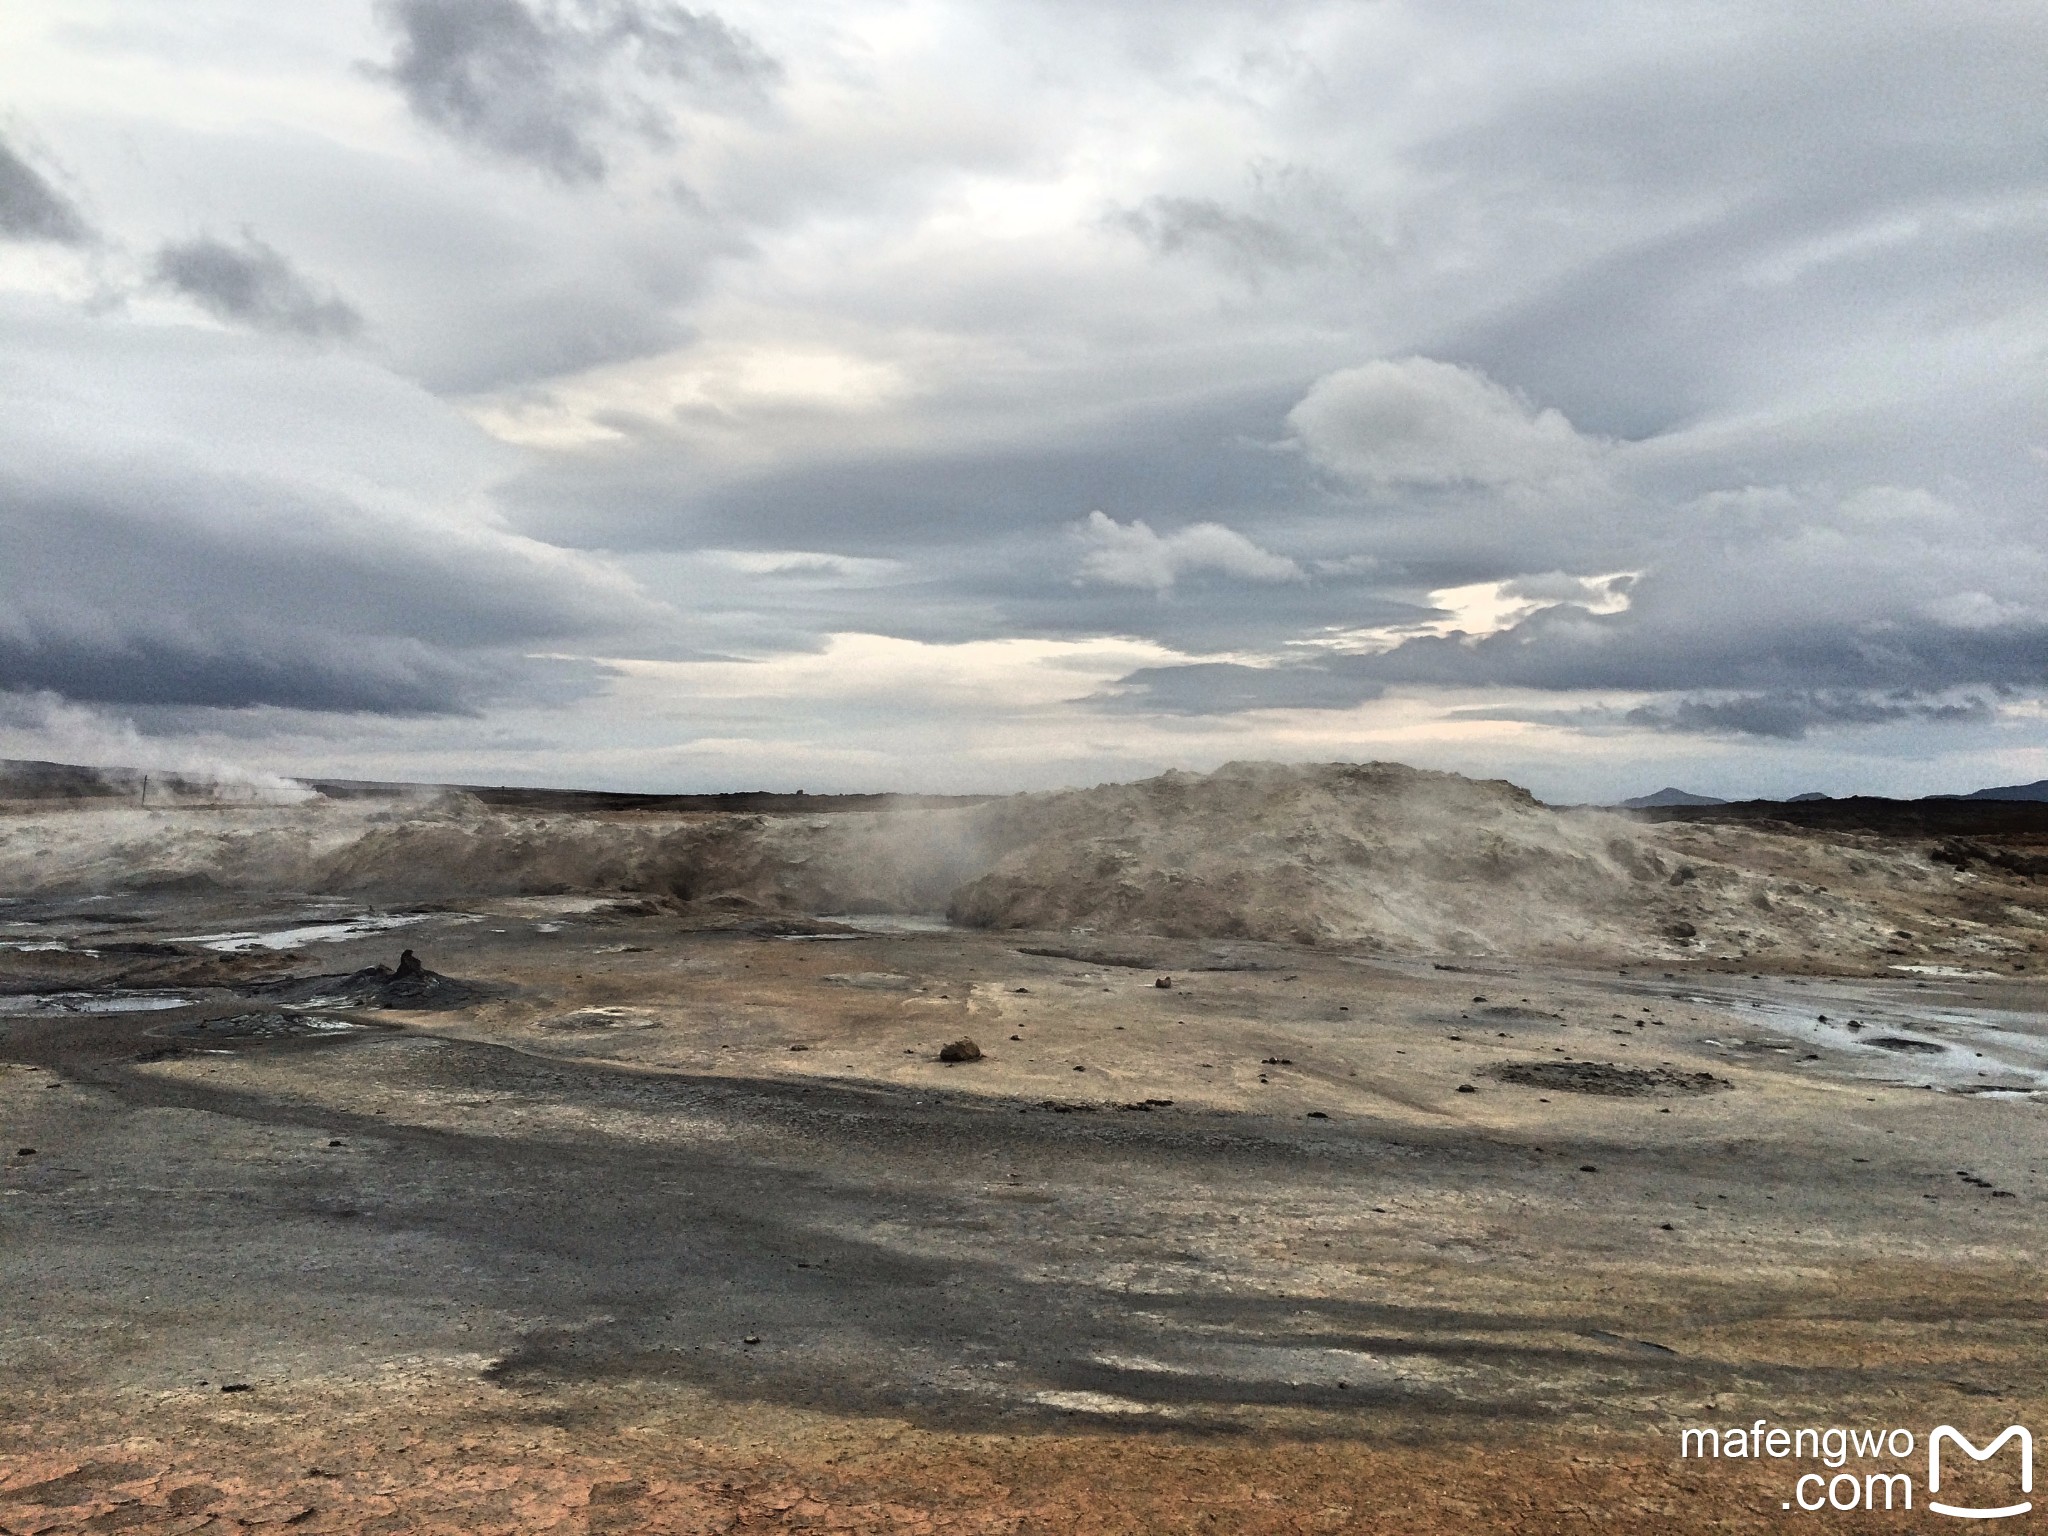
left=1072, top=511, right=1302, bottom=592
left=1286, top=358, right=1605, bottom=489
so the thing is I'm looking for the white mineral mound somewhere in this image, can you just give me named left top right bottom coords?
left=0, top=758, right=2014, bottom=964
left=948, top=760, right=1695, bottom=956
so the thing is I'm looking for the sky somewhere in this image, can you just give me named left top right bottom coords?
left=0, top=0, right=2044, bottom=803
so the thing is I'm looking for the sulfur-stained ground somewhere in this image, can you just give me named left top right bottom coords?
left=3, top=897, right=2045, bottom=1532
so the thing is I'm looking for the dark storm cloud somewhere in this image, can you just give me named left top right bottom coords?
left=0, top=466, right=629, bottom=713
left=152, top=234, right=363, bottom=338
left=1624, top=691, right=1998, bottom=741
left=0, top=304, right=664, bottom=716
left=0, top=134, right=90, bottom=244
left=1349, top=607, right=2048, bottom=698
left=374, top=0, right=776, bottom=182
left=0, top=630, right=509, bottom=715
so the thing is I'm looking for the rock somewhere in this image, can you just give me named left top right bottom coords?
left=1155, top=976, right=1173, bottom=988
left=1455, top=1084, right=1476, bottom=1093
left=938, top=1038, right=983, bottom=1063
left=394, top=948, right=425, bottom=980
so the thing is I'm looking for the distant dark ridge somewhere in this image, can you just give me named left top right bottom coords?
left=1628, top=795, right=2048, bottom=838
left=3, top=757, right=992, bottom=814
left=337, top=781, right=996, bottom=815
left=1944, top=778, right=2048, bottom=803
left=0, top=758, right=130, bottom=798
left=1618, top=786, right=1728, bottom=808
left=0, top=758, right=233, bottom=802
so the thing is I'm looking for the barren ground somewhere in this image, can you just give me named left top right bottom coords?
left=4, top=869, right=2047, bottom=1532
left=4, top=888, right=2048, bottom=1531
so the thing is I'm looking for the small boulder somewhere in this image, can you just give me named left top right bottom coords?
left=1154, top=976, right=1173, bottom=989
left=938, top=1038, right=983, bottom=1063
left=394, top=948, right=426, bottom=980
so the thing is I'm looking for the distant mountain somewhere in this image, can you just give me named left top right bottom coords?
left=1954, top=779, right=2048, bottom=802
left=1788, top=791, right=1832, bottom=802
left=1619, top=787, right=1730, bottom=808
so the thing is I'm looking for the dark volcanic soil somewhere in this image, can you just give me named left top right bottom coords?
left=4, top=889, right=2048, bottom=1531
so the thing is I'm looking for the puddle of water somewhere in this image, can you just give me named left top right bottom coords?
left=819, top=913, right=958, bottom=935
left=0, top=992, right=192, bottom=1016
left=172, top=913, right=435, bottom=952
left=1629, top=974, right=2048, bottom=1094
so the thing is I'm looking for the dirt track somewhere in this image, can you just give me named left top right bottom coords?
left=5, top=890, right=2046, bottom=1531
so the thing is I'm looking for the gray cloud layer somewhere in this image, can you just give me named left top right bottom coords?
left=1, top=1, right=2045, bottom=793
left=0, top=134, right=89, bottom=244
left=0, top=303, right=661, bottom=715
left=374, top=0, right=775, bottom=181
left=153, top=233, right=362, bottom=338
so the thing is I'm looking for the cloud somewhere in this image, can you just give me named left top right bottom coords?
left=5, top=2, right=2048, bottom=797
left=0, top=133, right=90, bottom=244
left=1112, top=196, right=1302, bottom=275
left=1089, top=660, right=1384, bottom=715
left=1625, top=691, right=1998, bottom=741
left=1072, top=511, right=1302, bottom=592
left=373, top=0, right=775, bottom=182
left=1287, top=358, right=1606, bottom=489
left=152, top=233, right=363, bottom=339
left=0, top=301, right=662, bottom=716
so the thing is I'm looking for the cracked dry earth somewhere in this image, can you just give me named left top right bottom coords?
left=4, top=900, right=2047, bottom=1532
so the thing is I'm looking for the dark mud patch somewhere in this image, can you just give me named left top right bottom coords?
left=1478, top=1005, right=1562, bottom=1021
left=1868, top=1036, right=1946, bottom=1055
left=241, top=953, right=504, bottom=1011
left=1487, top=1061, right=1729, bottom=1096
left=1016, top=941, right=1279, bottom=972
left=1017, top=945, right=1163, bottom=969
left=147, top=1012, right=377, bottom=1042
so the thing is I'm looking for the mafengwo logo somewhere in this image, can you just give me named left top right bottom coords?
left=1930, top=1426, right=2032, bottom=1520
left=1677, top=1420, right=2032, bottom=1516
